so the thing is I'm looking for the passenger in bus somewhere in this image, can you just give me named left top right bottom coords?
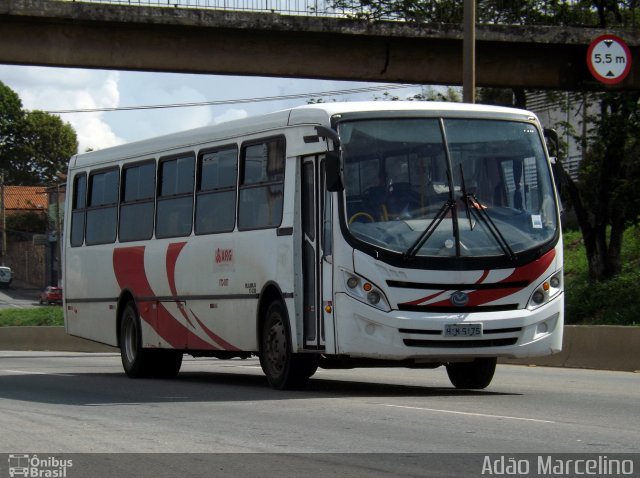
left=360, top=184, right=388, bottom=221
left=386, top=181, right=420, bottom=219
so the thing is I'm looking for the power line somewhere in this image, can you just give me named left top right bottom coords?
left=46, top=84, right=419, bottom=114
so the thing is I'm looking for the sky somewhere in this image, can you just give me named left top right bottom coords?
left=0, top=65, right=425, bottom=153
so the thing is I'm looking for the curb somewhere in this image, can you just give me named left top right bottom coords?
left=0, top=325, right=638, bottom=372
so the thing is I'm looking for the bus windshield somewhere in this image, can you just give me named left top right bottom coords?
left=339, top=117, right=558, bottom=258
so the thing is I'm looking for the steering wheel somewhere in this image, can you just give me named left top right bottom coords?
left=349, top=212, right=375, bottom=224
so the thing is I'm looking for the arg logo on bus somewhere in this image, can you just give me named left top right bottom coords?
left=214, top=247, right=235, bottom=272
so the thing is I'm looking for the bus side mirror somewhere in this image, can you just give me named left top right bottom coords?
left=326, top=151, right=344, bottom=192
left=543, top=128, right=562, bottom=196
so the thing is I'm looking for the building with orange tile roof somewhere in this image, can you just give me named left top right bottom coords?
left=3, top=186, right=48, bottom=214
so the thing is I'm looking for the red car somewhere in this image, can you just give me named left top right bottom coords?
left=39, top=286, right=63, bottom=305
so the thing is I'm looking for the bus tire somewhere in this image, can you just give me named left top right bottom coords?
left=260, top=301, right=314, bottom=390
left=446, top=357, right=497, bottom=390
left=119, top=302, right=154, bottom=378
left=152, top=350, right=183, bottom=379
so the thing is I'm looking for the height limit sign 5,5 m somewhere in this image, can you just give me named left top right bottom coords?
left=587, top=34, right=632, bottom=85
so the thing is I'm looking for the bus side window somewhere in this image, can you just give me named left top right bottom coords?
left=156, top=154, right=195, bottom=239
left=70, top=173, right=87, bottom=247
left=85, top=168, right=119, bottom=245
left=195, top=146, right=238, bottom=235
left=238, top=137, right=285, bottom=230
left=119, top=161, right=155, bottom=242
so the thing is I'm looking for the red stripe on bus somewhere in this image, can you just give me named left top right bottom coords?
left=400, top=249, right=556, bottom=307
left=166, top=242, right=188, bottom=298
left=166, top=242, right=195, bottom=328
left=113, top=246, right=236, bottom=351
left=426, top=249, right=557, bottom=307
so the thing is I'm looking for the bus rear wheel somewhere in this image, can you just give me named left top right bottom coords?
left=260, top=301, right=316, bottom=390
left=119, top=302, right=182, bottom=379
left=446, top=357, right=497, bottom=390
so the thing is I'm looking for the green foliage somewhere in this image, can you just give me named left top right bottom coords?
left=0, top=81, right=78, bottom=185
left=14, top=110, right=78, bottom=184
left=373, top=86, right=462, bottom=102
left=0, top=82, right=24, bottom=174
left=329, top=0, right=635, bottom=26
left=6, top=210, right=48, bottom=234
left=583, top=93, right=640, bottom=222
left=552, top=91, right=640, bottom=281
left=0, top=306, right=64, bottom=327
left=563, top=226, right=640, bottom=325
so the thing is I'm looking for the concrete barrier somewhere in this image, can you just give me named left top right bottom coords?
left=0, top=327, right=116, bottom=353
left=0, top=325, right=638, bottom=372
left=501, top=325, right=640, bottom=372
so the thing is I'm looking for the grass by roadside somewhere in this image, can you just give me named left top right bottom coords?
left=0, top=306, right=64, bottom=327
left=563, top=225, right=640, bottom=326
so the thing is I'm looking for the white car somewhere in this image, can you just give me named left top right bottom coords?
left=0, top=266, right=12, bottom=288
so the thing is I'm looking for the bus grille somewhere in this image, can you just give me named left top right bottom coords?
left=399, top=326, right=522, bottom=336
left=398, top=304, right=519, bottom=313
left=403, top=338, right=518, bottom=348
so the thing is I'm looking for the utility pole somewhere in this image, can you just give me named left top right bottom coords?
left=55, top=171, right=66, bottom=288
left=0, top=171, right=5, bottom=266
left=463, top=0, right=476, bottom=103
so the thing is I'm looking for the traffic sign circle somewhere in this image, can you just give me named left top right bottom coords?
left=587, top=34, right=632, bottom=85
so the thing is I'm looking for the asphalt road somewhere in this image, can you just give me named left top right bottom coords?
left=0, top=352, right=638, bottom=460
left=0, top=282, right=41, bottom=309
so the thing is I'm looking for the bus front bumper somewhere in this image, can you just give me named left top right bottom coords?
left=332, top=292, right=564, bottom=361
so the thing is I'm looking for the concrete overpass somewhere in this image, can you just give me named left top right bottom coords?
left=1, top=0, right=639, bottom=90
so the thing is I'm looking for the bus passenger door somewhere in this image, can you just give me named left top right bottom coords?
left=301, top=156, right=324, bottom=350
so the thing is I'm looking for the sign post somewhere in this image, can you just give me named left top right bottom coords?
left=587, top=34, right=632, bottom=85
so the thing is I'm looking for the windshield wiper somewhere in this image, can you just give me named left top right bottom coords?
left=459, top=165, right=517, bottom=262
left=404, top=199, right=455, bottom=259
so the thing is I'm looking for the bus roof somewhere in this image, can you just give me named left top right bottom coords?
left=69, top=101, right=537, bottom=168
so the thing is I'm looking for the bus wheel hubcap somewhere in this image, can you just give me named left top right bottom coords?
left=266, top=317, right=286, bottom=373
left=124, top=317, right=137, bottom=362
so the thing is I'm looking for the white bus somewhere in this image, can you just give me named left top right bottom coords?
left=63, top=101, right=563, bottom=390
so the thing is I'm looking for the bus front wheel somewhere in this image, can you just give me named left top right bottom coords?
left=446, top=357, right=497, bottom=390
left=260, top=301, right=316, bottom=390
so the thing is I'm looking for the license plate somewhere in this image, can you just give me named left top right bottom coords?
left=444, top=323, right=482, bottom=337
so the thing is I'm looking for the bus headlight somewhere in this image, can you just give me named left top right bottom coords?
left=527, top=270, right=563, bottom=310
left=367, top=290, right=382, bottom=305
left=342, top=271, right=390, bottom=312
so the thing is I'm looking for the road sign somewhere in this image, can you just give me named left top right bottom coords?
left=587, top=34, right=632, bottom=85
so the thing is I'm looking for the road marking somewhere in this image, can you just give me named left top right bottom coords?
left=379, top=403, right=555, bottom=424
left=1, top=369, right=75, bottom=377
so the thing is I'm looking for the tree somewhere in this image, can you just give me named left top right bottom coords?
left=372, top=85, right=462, bottom=102
left=0, top=82, right=24, bottom=176
left=330, top=0, right=604, bottom=25
left=555, top=92, right=640, bottom=281
left=14, top=110, right=78, bottom=184
left=0, top=81, right=78, bottom=185
left=330, top=0, right=640, bottom=29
